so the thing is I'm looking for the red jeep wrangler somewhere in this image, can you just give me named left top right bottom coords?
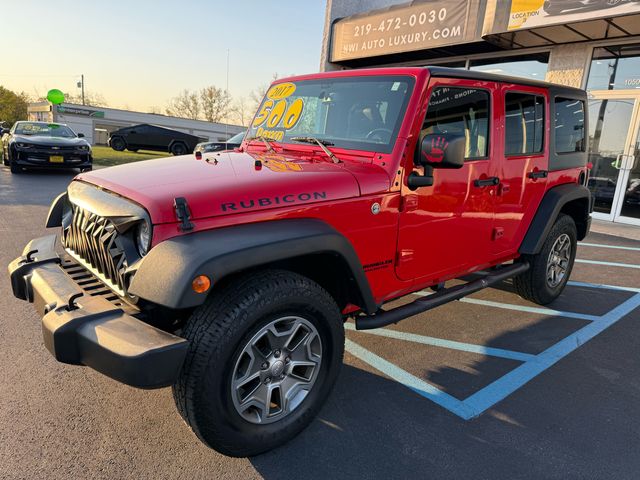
left=9, top=67, right=591, bottom=456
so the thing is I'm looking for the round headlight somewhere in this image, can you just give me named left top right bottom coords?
left=136, top=221, right=151, bottom=256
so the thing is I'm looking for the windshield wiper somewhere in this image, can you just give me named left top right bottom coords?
left=246, top=135, right=276, bottom=153
left=291, top=136, right=340, bottom=163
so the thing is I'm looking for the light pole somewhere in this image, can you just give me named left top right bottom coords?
left=77, top=74, right=85, bottom=105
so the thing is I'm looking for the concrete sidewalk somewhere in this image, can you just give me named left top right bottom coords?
left=590, top=219, right=640, bottom=241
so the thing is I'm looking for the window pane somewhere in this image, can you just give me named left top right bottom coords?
left=505, top=93, right=544, bottom=155
left=423, top=87, right=490, bottom=159
left=587, top=44, right=640, bottom=91
left=555, top=97, right=585, bottom=154
left=469, top=53, right=549, bottom=81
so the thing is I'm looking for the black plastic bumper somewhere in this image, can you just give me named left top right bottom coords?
left=8, top=235, right=188, bottom=389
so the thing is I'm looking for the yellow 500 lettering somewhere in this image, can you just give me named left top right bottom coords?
left=253, top=97, right=304, bottom=130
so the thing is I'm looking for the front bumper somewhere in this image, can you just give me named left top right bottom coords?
left=12, top=147, right=92, bottom=168
left=8, top=235, right=188, bottom=389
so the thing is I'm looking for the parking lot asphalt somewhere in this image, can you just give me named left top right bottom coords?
left=1, top=167, right=639, bottom=480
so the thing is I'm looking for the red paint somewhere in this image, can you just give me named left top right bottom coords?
left=77, top=67, right=584, bottom=308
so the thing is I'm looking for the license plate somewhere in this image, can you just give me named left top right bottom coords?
left=49, top=155, right=64, bottom=163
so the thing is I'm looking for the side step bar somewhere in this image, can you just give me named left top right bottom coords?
left=355, top=261, right=530, bottom=330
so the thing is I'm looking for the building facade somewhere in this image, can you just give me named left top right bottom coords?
left=27, top=102, right=243, bottom=146
left=321, top=0, right=640, bottom=226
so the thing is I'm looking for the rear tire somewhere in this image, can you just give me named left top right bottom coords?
left=514, top=214, right=577, bottom=305
left=110, top=137, right=126, bottom=151
left=172, top=270, right=344, bottom=457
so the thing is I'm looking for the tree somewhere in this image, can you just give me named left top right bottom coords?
left=0, top=86, right=29, bottom=128
left=231, top=96, right=250, bottom=126
left=166, top=89, right=201, bottom=120
left=200, top=86, right=231, bottom=123
left=63, top=91, right=108, bottom=107
left=249, top=73, right=280, bottom=114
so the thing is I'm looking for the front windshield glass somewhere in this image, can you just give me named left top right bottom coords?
left=248, top=75, right=415, bottom=154
left=14, top=122, right=76, bottom=138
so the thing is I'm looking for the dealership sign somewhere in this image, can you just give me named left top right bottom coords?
left=56, top=105, right=105, bottom=118
left=331, top=0, right=479, bottom=62
left=506, top=0, right=640, bottom=31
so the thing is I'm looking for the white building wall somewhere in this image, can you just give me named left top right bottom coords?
left=28, top=102, right=244, bottom=146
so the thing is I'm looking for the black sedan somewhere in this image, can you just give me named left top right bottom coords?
left=193, top=131, right=245, bottom=154
left=1, top=121, right=92, bottom=174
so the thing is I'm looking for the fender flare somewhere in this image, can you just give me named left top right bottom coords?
left=519, top=183, right=591, bottom=255
left=128, top=218, right=377, bottom=313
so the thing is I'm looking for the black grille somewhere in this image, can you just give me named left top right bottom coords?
left=61, top=204, right=129, bottom=295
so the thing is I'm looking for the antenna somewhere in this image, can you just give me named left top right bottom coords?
left=225, top=49, right=229, bottom=139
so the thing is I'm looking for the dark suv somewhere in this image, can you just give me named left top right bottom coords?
left=108, top=124, right=205, bottom=155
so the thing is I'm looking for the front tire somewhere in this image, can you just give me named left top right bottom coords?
left=110, top=137, right=126, bottom=151
left=10, top=161, right=21, bottom=174
left=173, top=270, right=344, bottom=457
left=514, top=214, right=577, bottom=305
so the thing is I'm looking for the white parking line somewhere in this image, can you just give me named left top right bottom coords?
left=412, top=291, right=600, bottom=321
left=579, top=242, right=640, bottom=252
left=575, top=258, right=640, bottom=269
left=344, top=322, right=534, bottom=361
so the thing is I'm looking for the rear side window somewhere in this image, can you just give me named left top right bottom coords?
left=423, top=86, right=490, bottom=160
left=554, top=97, right=585, bottom=153
left=505, top=92, right=544, bottom=155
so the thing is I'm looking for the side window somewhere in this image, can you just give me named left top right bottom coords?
left=423, top=86, right=490, bottom=160
left=505, top=92, right=544, bottom=155
left=554, top=97, right=585, bottom=153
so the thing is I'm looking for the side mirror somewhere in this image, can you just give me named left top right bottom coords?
left=77, top=133, right=85, bottom=138
left=418, top=134, right=465, bottom=169
left=408, top=134, right=465, bottom=190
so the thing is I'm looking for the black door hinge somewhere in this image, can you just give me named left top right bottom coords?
left=174, top=197, right=194, bottom=232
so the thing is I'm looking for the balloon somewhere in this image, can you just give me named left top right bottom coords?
left=47, top=89, right=65, bottom=105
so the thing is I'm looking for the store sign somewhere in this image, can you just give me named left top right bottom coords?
left=56, top=105, right=105, bottom=118
left=506, top=0, right=640, bottom=31
left=331, top=0, right=477, bottom=62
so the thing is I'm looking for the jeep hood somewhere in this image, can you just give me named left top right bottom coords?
left=76, top=150, right=390, bottom=224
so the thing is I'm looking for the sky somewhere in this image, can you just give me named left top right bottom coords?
left=0, top=0, right=326, bottom=112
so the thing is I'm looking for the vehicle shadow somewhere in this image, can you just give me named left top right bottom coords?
left=0, top=167, right=77, bottom=206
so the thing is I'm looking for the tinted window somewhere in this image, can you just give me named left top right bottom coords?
left=505, top=93, right=544, bottom=155
left=423, top=87, right=490, bottom=159
left=554, top=97, right=585, bottom=153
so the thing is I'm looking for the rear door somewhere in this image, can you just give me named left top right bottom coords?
left=396, top=78, right=499, bottom=282
left=492, top=86, right=549, bottom=255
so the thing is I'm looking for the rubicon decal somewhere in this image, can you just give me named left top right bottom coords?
left=221, top=192, right=328, bottom=212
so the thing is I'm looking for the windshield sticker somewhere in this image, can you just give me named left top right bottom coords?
left=266, top=82, right=296, bottom=100
left=252, top=94, right=305, bottom=142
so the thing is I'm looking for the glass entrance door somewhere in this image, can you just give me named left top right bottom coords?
left=617, top=123, right=640, bottom=225
left=587, top=93, right=640, bottom=224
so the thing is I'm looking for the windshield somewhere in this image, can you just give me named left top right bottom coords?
left=248, top=75, right=415, bottom=154
left=227, top=131, right=245, bottom=143
left=14, top=122, right=76, bottom=138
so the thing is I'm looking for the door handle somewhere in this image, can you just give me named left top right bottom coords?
left=527, top=170, right=548, bottom=179
left=474, top=176, right=500, bottom=187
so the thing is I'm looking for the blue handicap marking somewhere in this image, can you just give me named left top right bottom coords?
left=345, top=280, right=640, bottom=420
